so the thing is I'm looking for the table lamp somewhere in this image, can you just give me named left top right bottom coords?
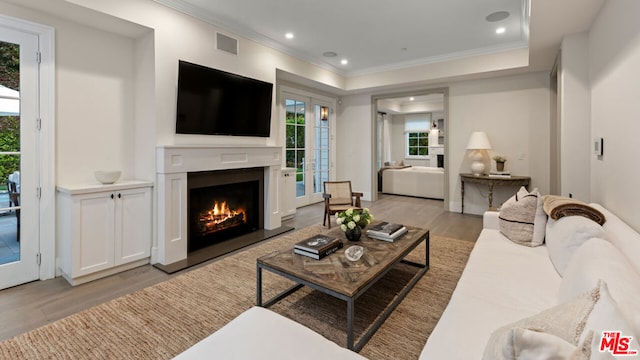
left=466, top=131, right=492, bottom=176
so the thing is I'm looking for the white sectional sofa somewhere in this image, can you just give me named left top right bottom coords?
left=381, top=166, right=444, bottom=199
left=421, top=203, right=640, bottom=359
left=175, top=203, right=640, bottom=359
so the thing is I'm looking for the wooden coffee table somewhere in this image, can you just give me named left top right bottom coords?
left=256, top=223, right=429, bottom=351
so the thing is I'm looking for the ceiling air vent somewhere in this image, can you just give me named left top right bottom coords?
left=216, top=32, right=238, bottom=55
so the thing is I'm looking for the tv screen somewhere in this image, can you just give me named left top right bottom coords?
left=176, top=60, right=273, bottom=137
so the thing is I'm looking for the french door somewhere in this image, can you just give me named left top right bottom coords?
left=284, top=92, right=334, bottom=207
left=0, top=26, right=40, bottom=289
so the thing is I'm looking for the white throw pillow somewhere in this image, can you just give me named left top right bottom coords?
left=484, top=281, right=637, bottom=360
left=545, top=216, right=605, bottom=276
left=560, top=237, right=640, bottom=343
left=530, top=189, right=547, bottom=246
left=582, top=281, right=640, bottom=359
left=501, top=327, right=591, bottom=360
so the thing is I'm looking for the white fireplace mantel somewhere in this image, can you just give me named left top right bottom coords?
left=154, top=145, right=283, bottom=265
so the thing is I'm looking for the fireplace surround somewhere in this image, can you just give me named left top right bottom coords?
left=154, top=145, right=284, bottom=267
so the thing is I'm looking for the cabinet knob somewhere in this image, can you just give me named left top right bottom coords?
left=118, top=193, right=121, bottom=199
left=110, top=194, right=114, bottom=199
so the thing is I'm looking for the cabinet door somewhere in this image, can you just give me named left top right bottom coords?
left=73, top=192, right=115, bottom=276
left=114, top=187, right=152, bottom=265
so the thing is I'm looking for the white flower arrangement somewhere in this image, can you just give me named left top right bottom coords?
left=336, top=208, right=374, bottom=232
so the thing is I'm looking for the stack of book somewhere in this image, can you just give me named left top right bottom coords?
left=294, top=234, right=343, bottom=260
left=366, top=222, right=408, bottom=242
left=489, top=171, right=511, bottom=178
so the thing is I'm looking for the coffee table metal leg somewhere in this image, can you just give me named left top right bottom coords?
left=256, top=263, right=263, bottom=306
left=347, top=298, right=355, bottom=350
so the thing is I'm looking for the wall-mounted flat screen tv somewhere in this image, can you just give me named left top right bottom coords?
left=176, top=60, right=273, bottom=137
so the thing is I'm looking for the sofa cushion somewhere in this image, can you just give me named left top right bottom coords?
left=590, top=203, right=640, bottom=275
left=559, top=237, right=640, bottom=338
left=499, top=187, right=543, bottom=247
left=173, top=307, right=366, bottom=360
left=420, top=229, right=561, bottom=360
left=484, top=280, right=637, bottom=360
left=545, top=216, right=605, bottom=276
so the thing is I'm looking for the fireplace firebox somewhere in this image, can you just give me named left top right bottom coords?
left=187, top=168, right=264, bottom=253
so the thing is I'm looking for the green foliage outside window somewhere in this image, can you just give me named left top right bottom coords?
left=285, top=108, right=305, bottom=181
left=407, top=132, right=429, bottom=156
left=0, top=41, right=20, bottom=185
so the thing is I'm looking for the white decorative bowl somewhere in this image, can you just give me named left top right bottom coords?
left=345, top=245, right=364, bottom=261
left=95, top=171, right=121, bottom=184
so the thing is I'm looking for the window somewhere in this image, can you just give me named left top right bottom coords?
left=406, top=132, right=429, bottom=157
left=404, top=113, right=430, bottom=158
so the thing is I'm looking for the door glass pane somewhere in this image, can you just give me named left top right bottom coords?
left=313, top=105, right=329, bottom=194
left=285, top=99, right=306, bottom=198
left=0, top=40, right=21, bottom=265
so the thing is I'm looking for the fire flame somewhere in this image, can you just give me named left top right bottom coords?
left=198, top=201, right=247, bottom=235
left=209, top=201, right=246, bottom=221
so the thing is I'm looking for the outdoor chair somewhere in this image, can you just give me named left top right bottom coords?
left=7, top=180, right=19, bottom=241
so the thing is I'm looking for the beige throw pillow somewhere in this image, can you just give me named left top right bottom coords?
left=499, top=187, right=542, bottom=246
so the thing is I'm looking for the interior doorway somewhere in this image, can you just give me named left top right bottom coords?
left=373, top=89, right=449, bottom=210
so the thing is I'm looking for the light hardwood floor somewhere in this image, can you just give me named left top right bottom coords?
left=0, top=194, right=482, bottom=341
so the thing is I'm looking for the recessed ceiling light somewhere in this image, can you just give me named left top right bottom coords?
left=486, top=11, right=510, bottom=22
left=341, top=59, right=348, bottom=65
left=496, top=27, right=506, bottom=34
left=323, top=51, right=337, bottom=57
left=410, top=97, right=415, bottom=101
left=285, top=32, right=294, bottom=39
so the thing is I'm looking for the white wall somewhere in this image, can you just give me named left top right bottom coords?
left=560, top=33, right=591, bottom=201
left=339, top=72, right=551, bottom=212
left=0, top=1, right=149, bottom=185
left=588, top=0, right=640, bottom=231
left=60, top=0, right=345, bottom=149
left=335, top=94, right=374, bottom=200
left=389, top=114, right=430, bottom=167
left=448, top=72, right=551, bottom=214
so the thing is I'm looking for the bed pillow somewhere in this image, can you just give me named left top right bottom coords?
left=559, top=237, right=640, bottom=338
left=545, top=216, right=605, bottom=276
left=499, top=187, right=543, bottom=247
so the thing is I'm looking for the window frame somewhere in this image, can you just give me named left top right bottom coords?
left=405, top=131, right=430, bottom=159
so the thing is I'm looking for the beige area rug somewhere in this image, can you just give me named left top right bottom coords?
left=0, top=224, right=474, bottom=359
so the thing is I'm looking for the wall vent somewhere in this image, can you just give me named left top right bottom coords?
left=216, top=32, right=238, bottom=55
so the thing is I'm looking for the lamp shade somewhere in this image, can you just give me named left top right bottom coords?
left=466, top=131, right=492, bottom=150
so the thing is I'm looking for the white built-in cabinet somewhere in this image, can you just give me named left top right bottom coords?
left=280, top=168, right=297, bottom=220
left=56, top=181, right=153, bottom=285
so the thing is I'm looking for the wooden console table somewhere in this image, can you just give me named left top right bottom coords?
left=460, top=173, right=531, bottom=213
